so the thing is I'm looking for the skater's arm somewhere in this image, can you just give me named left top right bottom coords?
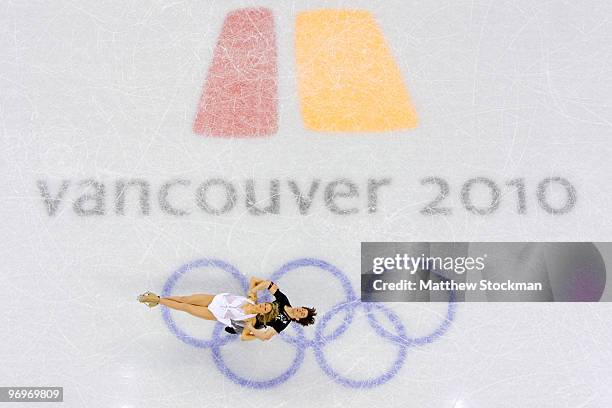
left=240, top=329, right=257, bottom=341
left=267, top=282, right=279, bottom=295
left=243, top=322, right=277, bottom=341
left=239, top=317, right=259, bottom=341
left=248, top=277, right=275, bottom=298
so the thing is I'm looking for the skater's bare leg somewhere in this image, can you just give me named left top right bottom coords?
left=159, top=298, right=216, bottom=320
left=159, top=298, right=187, bottom=310
left=162, top=294, right=215, bottom=306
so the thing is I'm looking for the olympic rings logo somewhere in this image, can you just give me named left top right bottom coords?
left=161, top=258, right=456, bottom=389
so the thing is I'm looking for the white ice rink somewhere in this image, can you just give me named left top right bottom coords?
left=2, top=1, right=612, bottom=407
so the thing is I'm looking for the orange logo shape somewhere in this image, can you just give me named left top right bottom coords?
left=295, top=10, right=418, bottom=132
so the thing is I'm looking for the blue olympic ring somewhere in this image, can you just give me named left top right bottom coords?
left=161, top=257, right=456, bottom=389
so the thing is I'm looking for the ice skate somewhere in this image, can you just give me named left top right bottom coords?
left=137, top=291, right=160, bottom=308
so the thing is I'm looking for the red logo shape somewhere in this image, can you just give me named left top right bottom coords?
left=193, top=8, right=278, bottom=137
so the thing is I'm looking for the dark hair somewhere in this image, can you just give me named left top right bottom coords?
left=295, top=307, right=317, bottom=326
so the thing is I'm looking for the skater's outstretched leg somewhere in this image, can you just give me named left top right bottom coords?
left=163, top=294, right=214, bottom=306
left=159, top=298, right=216, bottom=320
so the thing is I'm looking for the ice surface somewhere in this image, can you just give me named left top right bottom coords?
left=1, top=1, right=612, bottom=407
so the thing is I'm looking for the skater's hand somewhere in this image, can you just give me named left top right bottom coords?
left=240, top=328, right=256, bottom=341
left=249, top=277, right=275, bottom=294
left=247, top=289, right=256, bottom=300
left=249, top=276, right=266, bottom=290
left=242, top=323, right=275, bottom=341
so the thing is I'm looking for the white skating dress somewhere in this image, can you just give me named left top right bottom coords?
left=208, top=293, right=257, bottom=326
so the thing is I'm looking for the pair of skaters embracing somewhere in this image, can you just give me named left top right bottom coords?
left=138, top=277, right=316, bottom=341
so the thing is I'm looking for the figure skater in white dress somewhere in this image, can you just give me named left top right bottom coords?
left=137, top=286, right=278, bottom=341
